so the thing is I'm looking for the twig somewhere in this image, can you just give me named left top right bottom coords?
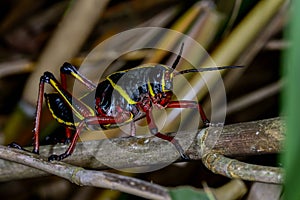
left=247, top=182, right=282, bottom=200
left=202, top=152, right=283, bottom=184
left=0, top=0, right=44, bottom=34
left=203, top=0, right=288, bottom=114
left=215, top=80, right=283, bottom=119
left=264, top=39, right=289, bottom=50
left=4, top=0, right=110, bottom=144
left=199, top=118, right=284, bottom=183
left=0, top=59, right=34, bottom=79
left=0, top=145, right=170, bottom=200
left=0, top=117, right=284, bottom=183
left=22, top=0, right=110, bottom=105
left=199, top=117, right=284, bottom=157
left=211, top=179, right=247, bottom=200
left=226, top=80, right=282, bottom=115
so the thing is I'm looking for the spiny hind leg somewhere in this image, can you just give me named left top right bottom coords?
left=48, top=113, right=132, bottom=161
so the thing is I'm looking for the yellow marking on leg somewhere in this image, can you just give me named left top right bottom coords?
left=49, top=79, right=85, bottom=120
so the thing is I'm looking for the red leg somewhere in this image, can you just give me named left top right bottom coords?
left=60, top=62, right=96, bottom=90
left=12, top=69, right=106, bottom=160
left=48, top=113, right=132, bottom=161
left=48, top=120, right=85, bottom=161
left=10, top=75, right=48, bottom=154
left=145, top=107, right=189, bottom=160
left=60, top=63, right=96, bottom=142
left=130, top=122, right=136, bottom=136
left=60, top=68, right=73, bottom=143
left=166, top=100, right=210, bottom=127
left=32, top=77, right=46, bottom=154
left=30, top=72, right=95, bottom=158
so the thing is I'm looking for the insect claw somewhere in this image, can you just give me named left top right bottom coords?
left=8, top=142, right=21, bottom=149
left=32, top=149, right=39, bottom=155
left=170, top=138, right=190, bottom=161
left=180, top=153, right=190, bottom=161
left=208, top=122, right=224, bottom=127
left=64, top=138, right=71, bottom=145
left=203, top=120, right=210, bottom=127
left=48, top=153, right=70, bottom=161
left=48, top=154, right=59, bottom=161
left=8, top=142, right=31, bottom=153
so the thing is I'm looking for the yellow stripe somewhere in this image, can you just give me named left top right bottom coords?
left=148, top=80, right=155, bottom=97
left=49, top=79, right=85, bottom=120
left=67, top=72, right=96, bottom=116
left=106, top=77, right=137, bottom=105
left=46, top=96, right=78, bottom=126
left=106, top=64, right=171, bottom=102
left=71, top=71, right=85, bottom=84
left=48, top=105, right=76, bottom=126
left=161, top=72, right=166, bottom=92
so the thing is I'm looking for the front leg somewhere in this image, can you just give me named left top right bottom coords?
left=166, top=100, right=210, bottom=127
left=145, top=107, right=190, bottom=160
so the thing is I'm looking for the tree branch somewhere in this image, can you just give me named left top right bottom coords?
left=202, top=152, right=284, bottom=184
left=0, top=145, right=170, bottom=200
left=0, top=117, right=284, bottom=183
left=200, top=117, right=284, bottom=157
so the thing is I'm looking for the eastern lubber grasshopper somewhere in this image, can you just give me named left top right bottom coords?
left=11, top=44, right=242, bottom=161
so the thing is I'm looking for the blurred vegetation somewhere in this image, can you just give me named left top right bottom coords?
left=281, top=0, right=300, bottom=200
left=0, top=0, right=289, bottom=199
